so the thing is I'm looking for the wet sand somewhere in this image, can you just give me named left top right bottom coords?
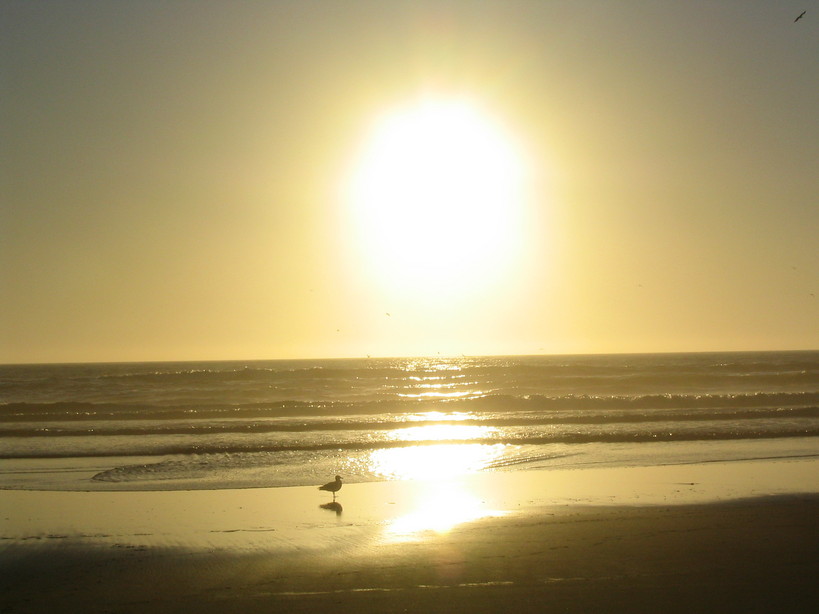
left=2, top=460, right=818, bottom=613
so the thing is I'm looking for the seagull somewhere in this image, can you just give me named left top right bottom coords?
left=319, top=475, right=343, bottom=500
left=795, top=10, right=806, bottom=22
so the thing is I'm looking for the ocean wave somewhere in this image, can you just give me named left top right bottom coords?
left=75, top=363, right=819, bottom=391
left=4, top=353, right=816, bottom=403
left=5, top=423, right=818, bottom=459
left=2, top=405, right=817, bottom=438
left=3, top=391, right=818, bottom=422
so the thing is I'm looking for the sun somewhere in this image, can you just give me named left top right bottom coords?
left=344, top=97, right=529, bottom=303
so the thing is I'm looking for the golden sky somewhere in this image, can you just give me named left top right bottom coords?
left=2, top=1, right=817, bottom=363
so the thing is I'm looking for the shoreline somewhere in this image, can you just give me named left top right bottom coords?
left=3, top=458, right=818, bottom=549
left=3, top=436, right=817, bottom=492
left=3, top=458, right=819, bottom=612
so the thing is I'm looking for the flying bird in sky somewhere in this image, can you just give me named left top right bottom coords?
left=794, top=10, right=806, bottom=22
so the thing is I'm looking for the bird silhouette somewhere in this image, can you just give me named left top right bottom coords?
left=795, top=10, right=806, bottom=22
left=319, top=475, right=343, bottom=500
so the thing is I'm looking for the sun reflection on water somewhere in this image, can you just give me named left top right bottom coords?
left=371, top=443, right=505, bottom=480
left=404, top=411, right=472, bottom=422
left=395, top=423, right=496, bottom=443
left=398, top=390, right=475, bottom=399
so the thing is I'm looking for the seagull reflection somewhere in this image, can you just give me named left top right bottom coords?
left=320, top=501, right=343, bottom=516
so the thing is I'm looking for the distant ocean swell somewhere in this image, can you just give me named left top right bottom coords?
left=2, top=357, right=816, bottom=402
left=2, top=390, right=817, bottom=420
left=80, top=367, right=818, bottom=392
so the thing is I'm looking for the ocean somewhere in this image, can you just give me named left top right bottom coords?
left=1, top=351, right=817, bottom=491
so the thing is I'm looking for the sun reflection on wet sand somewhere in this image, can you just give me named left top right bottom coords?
left=384, top=480, right=505, bottom=543
left=368, top=439, right=508, bottom=542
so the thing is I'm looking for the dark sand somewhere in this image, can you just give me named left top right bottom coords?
left=2, top=462, right=818, bottom=613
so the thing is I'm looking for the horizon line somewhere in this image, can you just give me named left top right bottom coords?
left=2, top=347, right=817, bottom=368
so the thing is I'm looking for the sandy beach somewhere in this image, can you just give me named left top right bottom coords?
left=3, top=459, right=818, bottom=613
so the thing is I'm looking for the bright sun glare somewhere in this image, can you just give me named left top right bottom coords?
left=385, top=481, right=504, bottom=542
left=346, top=97, right=528, bottom=302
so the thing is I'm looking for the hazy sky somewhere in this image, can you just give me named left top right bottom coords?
left=2, top=0, right=817, bottom=363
